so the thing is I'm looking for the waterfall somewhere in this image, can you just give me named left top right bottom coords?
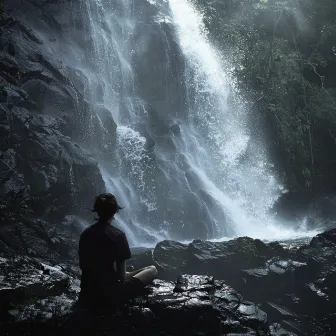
left=168, top=0, right=282, bottom=234
left=56, top=0, right=316, bottom=246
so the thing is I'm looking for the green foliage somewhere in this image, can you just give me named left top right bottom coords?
left=194, top=0, right=336, bottom=193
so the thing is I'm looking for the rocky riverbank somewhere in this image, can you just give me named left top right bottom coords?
left=1, top=229, right=335, bottom=335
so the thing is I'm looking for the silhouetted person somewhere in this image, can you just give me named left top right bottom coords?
left=78, top=193, right=158, bottom=313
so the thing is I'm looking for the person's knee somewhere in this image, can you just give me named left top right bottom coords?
left=134, top=265, right=158, bottom=285
left=148, top=265, right=158, bottom=278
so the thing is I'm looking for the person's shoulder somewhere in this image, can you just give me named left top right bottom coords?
left=106, top=225, right=125, bottom=237
left=104, top=225, right=128, bottom=242
left=80, top=222, right=99, bottom=238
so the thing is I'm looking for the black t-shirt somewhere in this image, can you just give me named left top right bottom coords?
left=78, top=222, right=131, bottom=303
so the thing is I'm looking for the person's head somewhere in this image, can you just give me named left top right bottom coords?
left=92, top=193, right=122, bottom=222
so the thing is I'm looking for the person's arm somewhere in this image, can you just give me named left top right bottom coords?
left=125, top=267, right=148, bottom=280
left=116, top=261, right=147, bottom=281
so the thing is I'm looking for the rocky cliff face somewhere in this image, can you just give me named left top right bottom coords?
left=0, top=1, right=111, bottom=256
left=0, top=0, right=110, bottom=215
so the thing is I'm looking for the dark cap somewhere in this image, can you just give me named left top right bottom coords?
left=93, top=193, right=122, bottom=217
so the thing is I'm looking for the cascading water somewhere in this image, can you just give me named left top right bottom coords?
left=58, top=0, right=318, bottom=246
left=168, top=0, right=281, bottom=234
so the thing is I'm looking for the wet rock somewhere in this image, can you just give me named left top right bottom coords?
left=0, top=108, right=105, bottom=220
left=262, top=302, right=297, bottom=324
left=152, top=236, right=292, bottom=288
left=153, top=240, right=189, bottom=279
left=239, top=230, right=336, bottom=335
left=0, top=217, right=81, bottom=263
left=0, top=256, right=70, bottom=315
left=2, top=229, right=336, bottom=335
left=75, top=275, right=268, bottom=335
left=238, top=259, right=308, bottom=301
left=0, top=2, right=108, bottom=246
left=181, top=237, right=289, bottom=286
left=151, top=230, right=336, bottom=335
left=173, top=273, right=215, bottom=293
left=280, top=317, right=329, bottom=336
left=0, top=258, right=269, bottom=336
left=128, top=247, right=153, bottom=271
left=213, top=279, right=268, bottom=334
left=269, top=322, right=298, bottom=336
left=137, top=276, right=267, bottom=335
left=299, top=245, right=336, bottom=277
left=309, top=228, right=336, bottom=248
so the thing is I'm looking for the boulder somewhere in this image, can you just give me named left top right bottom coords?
left=0, top=255, right=270, bottom=336
left=2, top=229, right=336, bottom=335
left=153, top=240, right=189, bottom=279
left=238, top=259, right=308, bottom=301
left=309, top=228, right=336, bottom=248
left=150, top=230, right=336, bottom=335
left=154, top=236, right=289, bottom=285
left=127, top=247, right=153, bottom=271
left=237, top=230, right=336, bottom=335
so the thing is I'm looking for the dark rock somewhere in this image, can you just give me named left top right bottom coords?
left=281, top=317, right=329, bottom=336
left=0, top=2, right=109, bottom=252
left=182, top=237, right=288, bottom=286
left=309, top=228, right=336, bottom=248
left=300, top=246, right=335, bottom=274
left=153, top=240, right=189, bottom=279
left=238, top=259, right=308, bottom=301
left=0, top=104, right=105, bottom=220
left=298, top=231, right=336, bottom=283
left=0, top=217, right=81, bottom=263
left=263, top=302, right=297, bottom=323
left=0, top=256, right=70, bottom=315
left=173, top=274, right=215, bottom=293
left=269, top=322, right=298, bottom=336
left=7, top=42, right=16, bottom=56
left=151, top=230, right=336, bottom=335
left=152, top=236, right=291, bottom=289
left=128, top=247, right=153, bottom=271
left=2, top=229, right=336, bottom=335
left=213, top=278, right=268, bottom=335
left=241, top=231, right=335, bottom=335
left=21, top=79, right=76, bottom=114
left=0, top=257, right=269, bottom=336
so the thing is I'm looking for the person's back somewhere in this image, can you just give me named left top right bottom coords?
left=78, top=193, right=158, bottom=313
left=79, top=223, right=131, bottom=308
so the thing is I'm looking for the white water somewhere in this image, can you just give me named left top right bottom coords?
left=167, top=0, right=318, bottom=241
left=67, top=0, right=319, bottom=245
